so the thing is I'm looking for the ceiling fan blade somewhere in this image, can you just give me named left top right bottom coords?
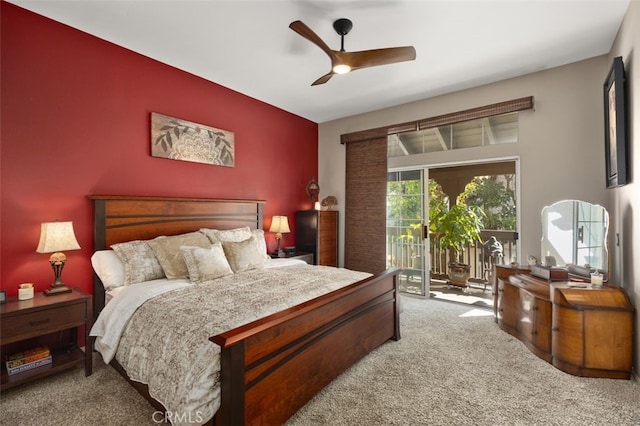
left=289, top=20, right=336, bottom=61
left=311, top=71, right=334, bottom=86
left=344, top=46, right=416, bottom=70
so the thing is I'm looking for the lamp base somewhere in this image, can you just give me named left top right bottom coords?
left=44, top=285, right=72, bottom=296
left=44, top=256, right=72, bottom=296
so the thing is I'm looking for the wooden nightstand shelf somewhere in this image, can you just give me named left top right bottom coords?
left=0, top=288, right=92, bottom=390
left=270, top=252, right=314, bottom=264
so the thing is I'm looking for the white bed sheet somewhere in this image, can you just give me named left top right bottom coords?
left=91, top=279, right=191, bottom=363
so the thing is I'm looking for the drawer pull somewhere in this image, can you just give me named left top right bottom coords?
left=552, top=327, right=559, bottom=332
left=30, top=319, right=50, bottom=326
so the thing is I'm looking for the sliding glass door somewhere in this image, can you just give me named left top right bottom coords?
left=387, top=169, right=430, bottom=296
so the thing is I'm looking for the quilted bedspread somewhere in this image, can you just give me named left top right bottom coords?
left=110, top=264, right=371, bottom=425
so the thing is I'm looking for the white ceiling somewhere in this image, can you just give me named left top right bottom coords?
left=9, top=0, right=630, bottom=123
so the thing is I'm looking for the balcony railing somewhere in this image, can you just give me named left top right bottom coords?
left=387, top=229, right=517, bottom=285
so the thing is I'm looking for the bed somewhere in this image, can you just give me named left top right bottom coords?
left=89, top=195, right=400, bottom=425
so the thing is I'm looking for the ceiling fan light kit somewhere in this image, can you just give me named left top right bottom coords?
left=332, top=64, right=351, bottom=74
left=289, top=18, right=416, bottom=86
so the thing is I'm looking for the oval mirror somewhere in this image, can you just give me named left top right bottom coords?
left=541, top=200, right=609, bottom=275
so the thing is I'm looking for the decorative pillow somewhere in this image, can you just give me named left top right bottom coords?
left=148, top=232, right=211, bottom=279
left=200, top=226, right=252, bottom=244
left=221, top=236, right=267, bottom=273
left=251, top=229, right=270, bottom=260
left=180, top=243, right=234, bottom=283
left=91, top=250, right=126, bottom=290
left=111, top=240, right=165, bottom=286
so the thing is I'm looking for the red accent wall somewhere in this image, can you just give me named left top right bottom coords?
left=1, top=2, right=318, bottom=297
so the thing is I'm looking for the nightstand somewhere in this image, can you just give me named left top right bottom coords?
left=270, top=252, right=314, bottom=264
left=0, top=288, right=92, bottom=390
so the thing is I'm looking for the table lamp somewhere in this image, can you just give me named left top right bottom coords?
left=269, top=216, right=290, bottom=257
left=36, top=221, right=81, bottom=295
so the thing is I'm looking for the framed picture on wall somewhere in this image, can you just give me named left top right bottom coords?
left=603, top=56, right=628, bottom=188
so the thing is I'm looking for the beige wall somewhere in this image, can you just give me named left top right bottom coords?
left=320, top=1, right=639, bottom=376
left=320, top=55, right=609, bottom=268
left=607, top=0, right=639, bottom=377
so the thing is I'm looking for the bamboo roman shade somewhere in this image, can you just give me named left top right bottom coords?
left=344, top=137, right=388, bottom=274
left=417, top=96, right=534, bottom=129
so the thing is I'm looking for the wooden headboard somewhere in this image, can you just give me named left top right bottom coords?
left=90, top=195, right=265, bottom=317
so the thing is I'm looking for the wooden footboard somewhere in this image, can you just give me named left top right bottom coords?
left=91, top=195, right=400, bottom=425
left=212, top=267, right=400, bottom=425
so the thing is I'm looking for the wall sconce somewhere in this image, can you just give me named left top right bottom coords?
left=269, top=216, right=290, bottom=257
left=36, top=221, right=80, bottom=296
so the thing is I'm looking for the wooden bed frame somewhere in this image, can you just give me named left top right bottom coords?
left=90, top=195, right=400, bottom=425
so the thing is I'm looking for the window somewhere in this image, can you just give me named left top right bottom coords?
left=388, top=111, right=519, bottom=157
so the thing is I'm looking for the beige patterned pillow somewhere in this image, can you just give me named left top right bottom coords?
left=200, top=226, right=252, bottom=243
left=221, top=236, right=267, bottom=272
left=180, top=243, right=233, bottom=283
left=147, top=232, right=211, bottom=279
left=111, top=240, right=165, bottom=285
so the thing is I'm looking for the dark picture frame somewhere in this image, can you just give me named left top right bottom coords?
left=603, top=56, right=628, bottom=188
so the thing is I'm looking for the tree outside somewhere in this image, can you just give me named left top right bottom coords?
left=458, top=175, right=516, bottom=230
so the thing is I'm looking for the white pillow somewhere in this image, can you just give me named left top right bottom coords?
left=91, top=250, right=126, bottom=290
left=180, top=243, right=234, bottom=283
left=221, top=236, right=267, bottom=272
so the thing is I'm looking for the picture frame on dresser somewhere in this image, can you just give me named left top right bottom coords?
left=603, top=56, right=628, bottom=188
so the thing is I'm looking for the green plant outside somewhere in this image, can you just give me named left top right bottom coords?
left=431, top=203, right=485, bottom=262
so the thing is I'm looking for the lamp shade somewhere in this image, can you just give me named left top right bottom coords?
left=269, top=216, right=290, bottom=234
left=36, top=221, right=81, bottom=253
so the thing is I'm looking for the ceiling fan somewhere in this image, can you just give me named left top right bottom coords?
left=289, top=18, right=416, bottom=86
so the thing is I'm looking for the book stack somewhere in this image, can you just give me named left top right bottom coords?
left=5, top=346, right=52, bottom=375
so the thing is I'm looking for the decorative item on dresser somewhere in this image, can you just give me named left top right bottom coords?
left=0, top=288, right=92, bottom=391
left=296, top=209, right=338, bottom=266
left=494, top=265, right=633, bottom=379
left=36, top=221, right=81, bottom=295
left=320, top=195, right=338, bottom=210
left=89, top=195, right=399, bottom=425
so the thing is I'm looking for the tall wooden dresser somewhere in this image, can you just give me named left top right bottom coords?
left=296, top=210, right=338, bottom=266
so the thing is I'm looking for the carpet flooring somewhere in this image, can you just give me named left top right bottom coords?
left=1, top=296, right=639, bottom=425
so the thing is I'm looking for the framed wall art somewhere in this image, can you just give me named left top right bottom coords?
left=151, top=112, right=235, bottom=167
left=603, top=56, right=627, bottom=188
